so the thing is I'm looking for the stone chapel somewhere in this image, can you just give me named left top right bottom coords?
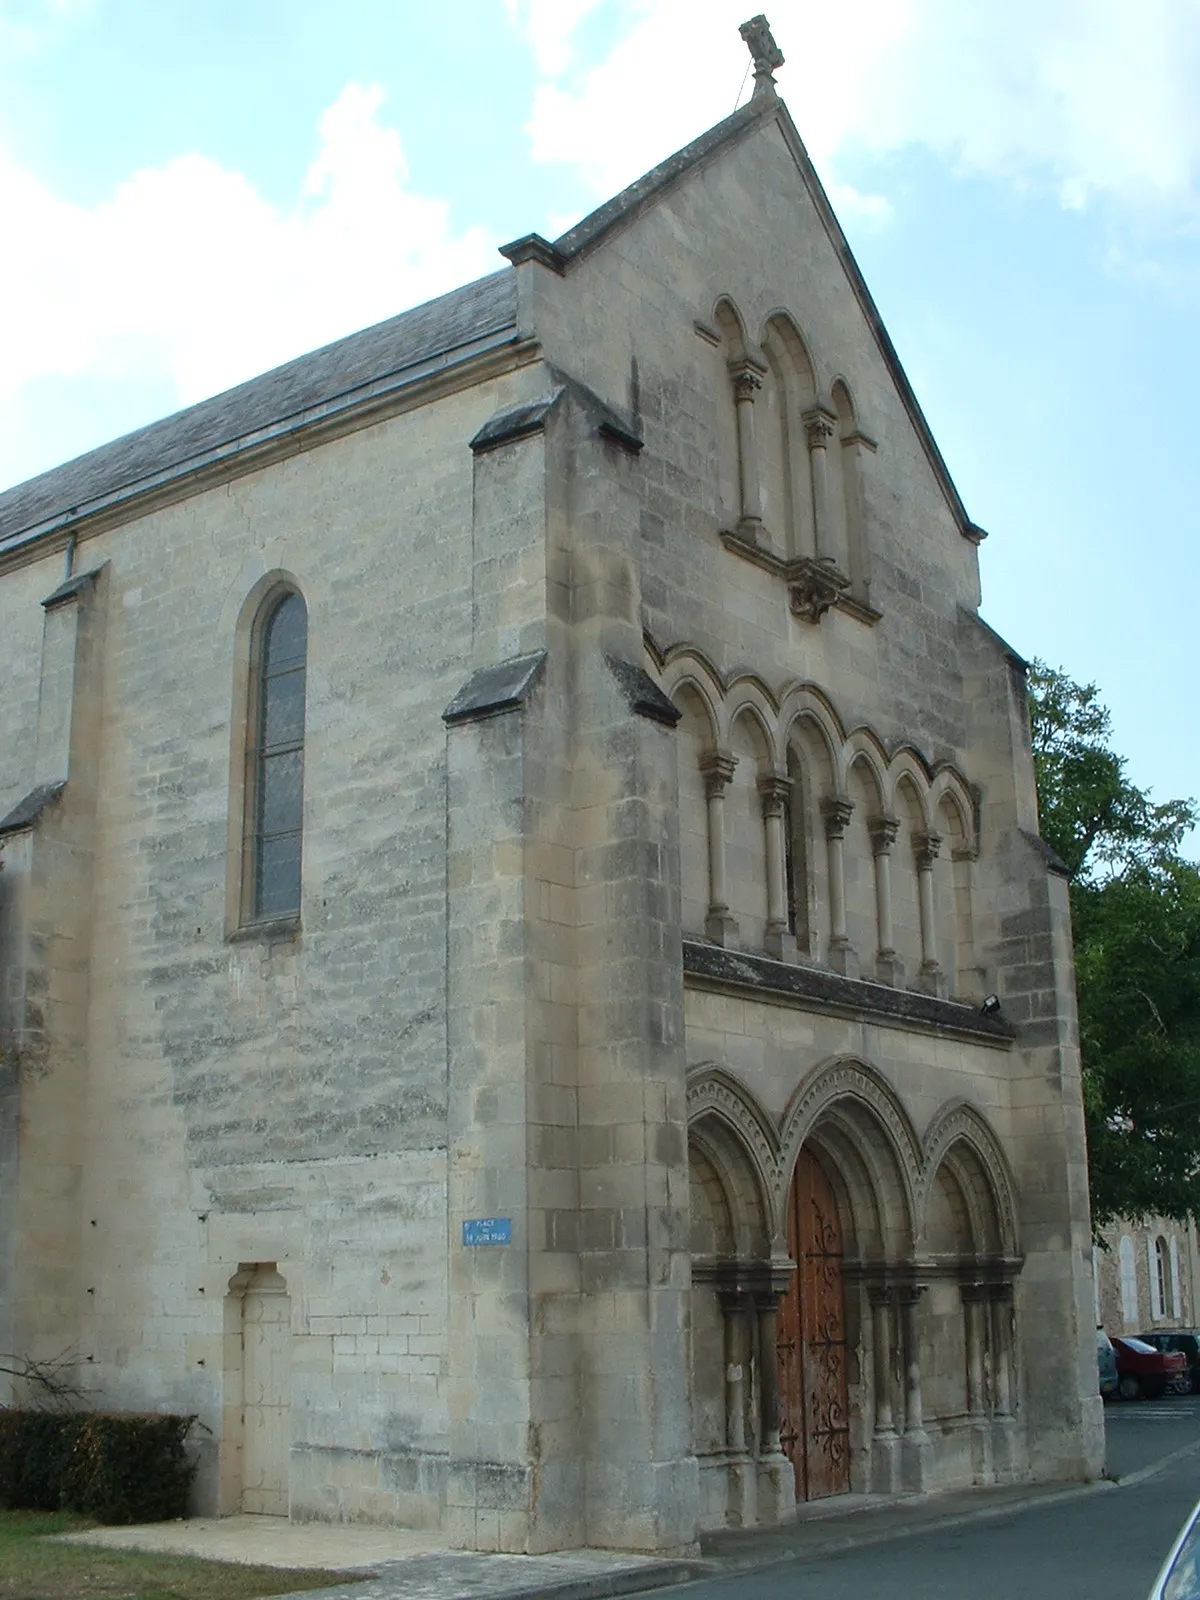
left=0, top=26, right=1103, bottom=1554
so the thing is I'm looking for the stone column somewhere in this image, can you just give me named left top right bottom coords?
left=803, top=408, right=837, bottom=563
left=715, top=1288, right=755, bottom=1528
left=899, top=1291, right=928, bottom=1435
left=897, top=1287, right=931, bottom=1492
left=751, top=1274, right=795, bottom=1524
left=755, top=1299, right=781, bottom=1452
left=866, top=1286, right=900, bottom=1493
left=868, top=815, right=902, bottom=986
left=723, top=1298, right=749, bottom=1455
left=730, top=364, right=764, bottom=545
left=962, top=1287, right=987, bottom=1417
left=869, top=1290, right=896, bottom=1436
left=820, top=795, right=857, bottom=976
left=989, top=1287, right=1014, bottom=1417
left=700, top=750, right=738, bottom=946
left=987, top=1284, right=1020, bottom=1481
left=913, top=831, right=945, bottom=996
left=962, top=1283, right=995, bottom=1483
left=759, top=773, right=796, bottom=962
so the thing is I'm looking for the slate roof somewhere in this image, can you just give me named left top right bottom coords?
left=0, top=269, right=518, bottom=553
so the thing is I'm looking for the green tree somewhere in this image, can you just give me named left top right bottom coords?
left=1029, top=663, right=1200, bottom=1226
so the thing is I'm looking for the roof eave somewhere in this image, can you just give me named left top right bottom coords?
left=0, top=327, right=537, bottom=573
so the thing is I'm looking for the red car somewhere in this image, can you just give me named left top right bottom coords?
left=1111, top=1334, right=1189, bottom=1400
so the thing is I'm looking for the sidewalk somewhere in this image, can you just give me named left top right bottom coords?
left=55, top=1432, right=1200, bottom=1600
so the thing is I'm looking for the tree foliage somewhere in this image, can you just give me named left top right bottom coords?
left=1029, top=663, right=1200, bottom=1226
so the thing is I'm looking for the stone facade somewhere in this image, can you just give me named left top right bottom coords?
left=0, top=84, right=1103, bottom=1552
left=1095, top=1220, right=1200, bottom=1336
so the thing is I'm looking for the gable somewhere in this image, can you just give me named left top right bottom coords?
left=506, top=94, right=984, bottom=551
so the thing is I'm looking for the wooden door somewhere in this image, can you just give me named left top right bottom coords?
left=241, top=1270, right=291, bottom=1516
left=777, top=1146, right=850, bottom=1499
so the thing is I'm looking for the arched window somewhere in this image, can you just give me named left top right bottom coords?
left=245, top=590, right=307, bottom=922
left=1152, top=1235, right=1170, bottom=1321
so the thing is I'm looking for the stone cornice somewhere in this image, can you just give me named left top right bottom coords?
left=682, top=939, right=1014, bottom=1048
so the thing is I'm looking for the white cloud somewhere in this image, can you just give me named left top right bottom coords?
left=515, top=0, right=1200, bottom=225
left=0, top=0, right=91, bottom=59
left=506, top=0, right=609, bottom=77
left=0, top=82, right=498, bottom=489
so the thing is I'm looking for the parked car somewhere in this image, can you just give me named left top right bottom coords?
left=1098, top=1327, right=1119, bottom=1399
left=1112, top=1334, right=1189, bottom=1400
left=1137, top=1331, right=1200, bottom=1393
left=1148, top=1494, right=1200, bottom=1598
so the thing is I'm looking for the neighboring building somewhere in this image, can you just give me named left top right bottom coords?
left=0, top=36, right=1102, bottom=1553
left=1096, top=1220, right=1200, bottom=1335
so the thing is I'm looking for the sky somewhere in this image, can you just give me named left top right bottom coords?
left=2, top=0, right=1198, bottom=843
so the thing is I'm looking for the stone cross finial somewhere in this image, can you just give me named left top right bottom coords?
left=739, top=14, right=784, bottom=99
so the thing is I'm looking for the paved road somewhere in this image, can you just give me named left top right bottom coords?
left=672, top=1399, right=1200, bottom=1600
left=1106, top=1392, right=1200, bottom=1478
left=678, top=1467, right=1200, bottom=1600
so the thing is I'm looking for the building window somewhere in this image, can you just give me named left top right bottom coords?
left=1152, top=1235, right=1170, bottom=1322
left=246, top=589, right=307, bottom=923
left=1119, top=1235, right=1138, bottom=1327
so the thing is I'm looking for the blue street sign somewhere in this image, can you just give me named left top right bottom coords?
left=462, top=1217, right=512, bottom=1247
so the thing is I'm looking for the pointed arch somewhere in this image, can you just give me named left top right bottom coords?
left=830, top=377, right=871, bottom=603
left=929, top=769, right=978, bottom=856
left=777, top=1055, right=921, bottom=1257
left=725, top=669, right=781, bottom=721
left=686, top=1065, right=780, bottom=1250
left=920, top=1099, right=1019, bottom=1258
left=843, top=727, right=890, bottom=791
left=712, top=297, right=752, bottom=533
left=844, top=745, right=887, bottom=814
left=778, top=684, right=845, bottom=787
left=713, top=296, right=750, bottom=360
left=760, top=311, right=818, bottom=558
left=932, top=778, right=979, bottom=1000
left=727, top=697, right=774, bottom=764
left=887, top=753, right=933, bottom=827
left=228, top=572, right=308, bottom=930
left=656, top=647, right=728, bottom=746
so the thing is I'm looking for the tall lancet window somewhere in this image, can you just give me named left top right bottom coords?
left=248, top=590, right=307, bottom=921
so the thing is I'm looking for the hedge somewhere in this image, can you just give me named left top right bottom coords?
left=0, top=1411, right=196, bottom=1523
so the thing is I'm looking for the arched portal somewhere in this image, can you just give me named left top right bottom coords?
left=778, top=1145, right=850, bottom=1499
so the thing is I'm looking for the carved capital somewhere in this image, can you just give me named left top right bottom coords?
left=868, top=815, right=900, bottom=855
left=820, top=794, right=854, bottom=840
left=913, top=830, right=942, bottom=870
left=730, top=363, right=763, bottom=403
left=802, top=406, right=837, bottom=450
left=699, top=748, right=737, bottom=796
left=757, top=772, right=791, bottom=818
left=787, top=555, right=849, bottom=624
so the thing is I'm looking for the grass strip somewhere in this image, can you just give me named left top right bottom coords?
left=0, top=1510, right=363, bottom=1600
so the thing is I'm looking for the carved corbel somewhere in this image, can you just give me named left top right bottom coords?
left=787, top=556, right=850, bottom=623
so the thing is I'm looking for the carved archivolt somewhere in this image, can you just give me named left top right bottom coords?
left=686, top=1065, right=779, bottom=1200
left=918, top=1098, right=1019, bottom=1257
left=686, top=1057, right=1019, bottom=1262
